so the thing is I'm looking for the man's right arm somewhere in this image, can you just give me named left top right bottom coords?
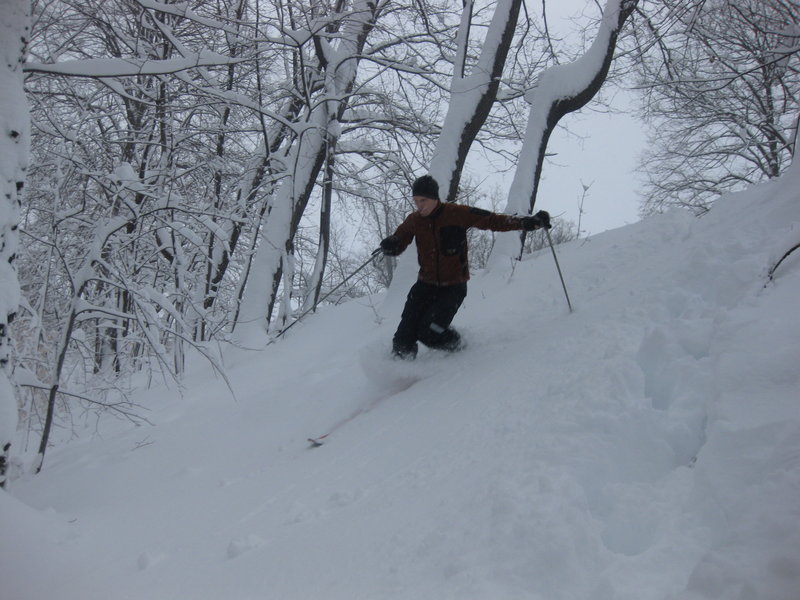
left=381, top=215, right=415, bottom=256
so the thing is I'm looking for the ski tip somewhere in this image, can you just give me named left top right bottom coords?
left=307, top=437, right=324, bottom=448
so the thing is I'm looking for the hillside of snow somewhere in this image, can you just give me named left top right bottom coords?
left=2, top=164, right=799, bottom=600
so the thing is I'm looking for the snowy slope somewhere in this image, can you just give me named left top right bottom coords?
left=2, top=165, right=799, bottom=600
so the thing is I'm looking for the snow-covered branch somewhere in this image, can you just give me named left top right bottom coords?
left=24, top=52, right=246, bottom=78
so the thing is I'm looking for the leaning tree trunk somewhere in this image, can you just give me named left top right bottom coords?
left=492, top=0, right=638, bottom=263
left=387, top=0, right=522, bottom=298
left=429, top=0, right=523, bottom=203
left=0, top=0, right=30, bottom=489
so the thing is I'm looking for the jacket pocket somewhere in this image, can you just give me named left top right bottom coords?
left=439, top=226, right=467, bottom=257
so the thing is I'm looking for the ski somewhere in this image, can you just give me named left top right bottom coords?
left=307, top=435, right=328, bottom=448
left=305, top=375, right=422, bottom=449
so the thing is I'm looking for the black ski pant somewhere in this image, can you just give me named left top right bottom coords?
left=392, top=281, right=467, bottom=358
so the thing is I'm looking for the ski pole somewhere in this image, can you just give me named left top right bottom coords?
left=275, top=247, right=383, bottom=338
left=545, top=228, right=573, bottom=313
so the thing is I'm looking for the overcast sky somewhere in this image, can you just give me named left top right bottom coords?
left=536, top=90, right=645, bottom=236
left=472, top=0, right=646, bottom=236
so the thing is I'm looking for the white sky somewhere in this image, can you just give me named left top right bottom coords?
left=469, top=0, right=646, bottom=236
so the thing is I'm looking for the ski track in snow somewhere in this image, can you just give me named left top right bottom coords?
left=2, top=166, right=800, bottom=600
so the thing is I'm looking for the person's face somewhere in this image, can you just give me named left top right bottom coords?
left=414, top=195, right=439, bottom=217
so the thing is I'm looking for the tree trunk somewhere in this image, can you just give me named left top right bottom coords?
left=429, top=0, right=524, bottom=203
left=235, top=0, right=382, bottom=343
left=492, top=0, right=638, bottom=263
left=36, top=299, right=79, bottom=474
left=304, top=140, right=335, bottom=312
left=0, top=0, right=30, bottom=488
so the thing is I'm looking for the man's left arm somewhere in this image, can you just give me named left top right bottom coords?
left=458, top=205, right=551, bottom=231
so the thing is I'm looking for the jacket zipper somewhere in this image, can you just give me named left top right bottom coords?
left=431, top=210, right=441, bottom=285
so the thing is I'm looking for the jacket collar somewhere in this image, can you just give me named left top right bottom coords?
left=425, top=200, right=444, bottom=219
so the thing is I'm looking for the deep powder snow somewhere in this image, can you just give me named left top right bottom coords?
left=2, top=165, right=799, bottom=600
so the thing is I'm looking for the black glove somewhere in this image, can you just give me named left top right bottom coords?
left=380, top=235, right=403, bottom=256
left=522, top=210, right=551, bottom=231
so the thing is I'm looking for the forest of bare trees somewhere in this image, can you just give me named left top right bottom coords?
left=1, top=0, right=797, bottom=478
left=634, top=0, right=799, bottom=214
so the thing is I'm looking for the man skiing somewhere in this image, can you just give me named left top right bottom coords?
left=380, top=174, right=551, bottom=359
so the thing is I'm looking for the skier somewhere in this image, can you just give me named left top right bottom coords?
left=380, top=174, right=551, bottom=359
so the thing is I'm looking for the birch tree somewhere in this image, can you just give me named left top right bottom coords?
left=0, top=0, right=30, bottom=488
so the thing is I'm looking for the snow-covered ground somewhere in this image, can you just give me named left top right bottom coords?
left=2, top=165, right=799, bottom=600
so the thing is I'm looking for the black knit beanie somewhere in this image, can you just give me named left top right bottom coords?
left=412, top=175, right=439, bottom=200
